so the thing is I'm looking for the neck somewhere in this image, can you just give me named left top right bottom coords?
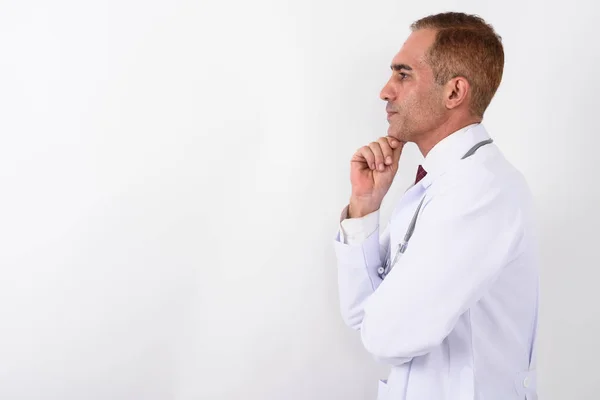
left=416, top=115, right=482, bottom=157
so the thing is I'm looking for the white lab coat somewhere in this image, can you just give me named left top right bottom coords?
left=333, top=124, right=539, bottom=399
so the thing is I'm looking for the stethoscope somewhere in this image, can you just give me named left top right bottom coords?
left=377, top=138, right=494, bottom=280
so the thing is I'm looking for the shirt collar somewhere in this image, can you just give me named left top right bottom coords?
left=419, top=123, right=491, bottom=188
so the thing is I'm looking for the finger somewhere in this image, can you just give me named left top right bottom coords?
left=377, top=137, right=394, bottom=166
left=368, top=142, right=386, bottom=171
left=386, top=136, right=402, bottom=149
left=357, top=146, right=376, bottom=170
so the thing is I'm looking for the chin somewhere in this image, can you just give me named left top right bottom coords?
left=388, top=126, right=407, bottom=142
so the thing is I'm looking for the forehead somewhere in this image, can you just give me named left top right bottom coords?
left=391, top=29, right=437, bottom=71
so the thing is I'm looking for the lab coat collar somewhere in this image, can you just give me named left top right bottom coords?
left=419, top=123, right=491, bottom=189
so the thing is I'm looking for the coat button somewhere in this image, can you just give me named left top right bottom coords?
left=377, top=267, right=385, bottom=274
left=523, top=377, right=530, bottom=388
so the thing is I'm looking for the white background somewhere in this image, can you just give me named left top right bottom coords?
left=0, top=0, right=598, bottom=399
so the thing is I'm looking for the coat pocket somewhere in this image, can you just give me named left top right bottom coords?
left=377, top=379, right=389, bottom=400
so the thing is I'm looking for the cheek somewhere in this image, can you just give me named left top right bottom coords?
left=414, top=89, right=442, bottom=113
left=396, top=89, right=417, bottom=111
left=400, top=92, right=423, bottom=119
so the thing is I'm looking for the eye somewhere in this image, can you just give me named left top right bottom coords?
left=398, top=72, right=408, bottom=80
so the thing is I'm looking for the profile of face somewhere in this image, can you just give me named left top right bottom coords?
left=380, top=29, right=447, bottom=143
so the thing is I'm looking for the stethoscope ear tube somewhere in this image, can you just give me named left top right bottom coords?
left=378, top=196, right=424, bottom=279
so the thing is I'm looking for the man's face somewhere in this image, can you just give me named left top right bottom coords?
left=380, top=29, right=447, bottom=142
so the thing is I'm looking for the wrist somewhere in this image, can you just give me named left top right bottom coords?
left=348, top=196, right=381, bottom=218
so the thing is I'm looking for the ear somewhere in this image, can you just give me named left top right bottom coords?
left=443, top=77, right=470, bottom=110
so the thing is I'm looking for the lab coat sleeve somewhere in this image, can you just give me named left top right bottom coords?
left=359, top=181, right=525, bottom=366
left=333, top=205, right=390, bottom=329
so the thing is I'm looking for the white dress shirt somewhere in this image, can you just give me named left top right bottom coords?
left=333, top=123, right=539, bottom=399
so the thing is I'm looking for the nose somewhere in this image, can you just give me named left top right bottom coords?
left=380, top=77, right=395, bottom=102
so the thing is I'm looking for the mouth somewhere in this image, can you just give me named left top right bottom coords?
left=386, top=112, right=397, bottom=120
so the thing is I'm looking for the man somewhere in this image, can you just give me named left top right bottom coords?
left=333, top=12, right=539, bottom=400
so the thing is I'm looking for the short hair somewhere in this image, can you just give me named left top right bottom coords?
left=411, top=12, right=504, bottom=117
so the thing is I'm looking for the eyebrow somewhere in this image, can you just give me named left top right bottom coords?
left=391, top=63, right=413, bottom=72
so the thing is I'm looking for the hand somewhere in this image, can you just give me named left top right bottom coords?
left=348, top=136, right=405, bottom=218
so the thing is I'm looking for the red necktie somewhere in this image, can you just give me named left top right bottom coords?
left=415, top=164, right=427, bottom=184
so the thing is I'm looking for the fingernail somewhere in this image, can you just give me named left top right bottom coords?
left=379, top=163, right=385, bottom=171
left=386, top=156, right=392, bottom=164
